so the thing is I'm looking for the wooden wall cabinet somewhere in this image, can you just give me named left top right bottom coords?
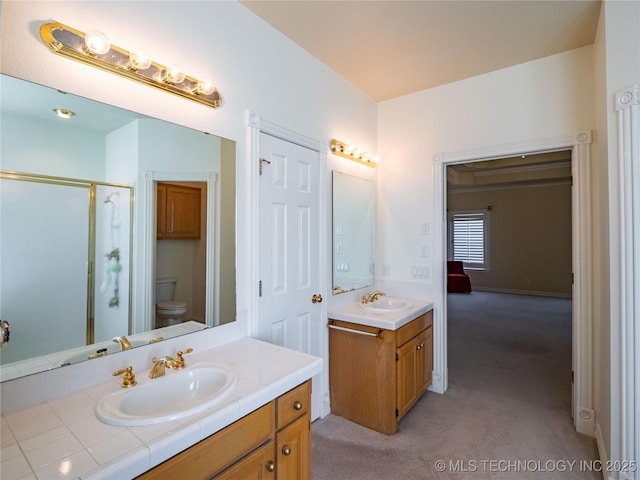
left=137, top=381, right=310, bottom=480
left=157, top=182, right=201, bottom=240
left=329, top=310, right=433, bottom=435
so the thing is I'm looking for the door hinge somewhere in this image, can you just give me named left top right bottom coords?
left=572, top=370, right=574, bottom=383
left=396, top=352, right=399, bottom=361
left=572, top=273, right=574, bottom=285
left=395, top=408, right=399, bottom=418
left=259, top=157, right=271, bottom=176
left=259, top=280, right=263, bottom=297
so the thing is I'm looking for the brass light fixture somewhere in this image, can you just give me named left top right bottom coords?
left=330, top=139, right=378, bottom=167
left=40, top=21, right=222, bottom=109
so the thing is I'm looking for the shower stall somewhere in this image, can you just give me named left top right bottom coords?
left=0, top=171, right=133, bottom=365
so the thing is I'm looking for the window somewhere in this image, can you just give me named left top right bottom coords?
left=448, top=211, right=489, bottom=270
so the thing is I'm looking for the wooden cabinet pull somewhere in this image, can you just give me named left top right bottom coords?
left=282, top=445, right=291, bottom=456
left=293, top=400, right=303, bottom=411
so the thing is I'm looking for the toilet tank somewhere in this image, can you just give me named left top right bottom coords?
left=155, top=277, right=177, bottom=302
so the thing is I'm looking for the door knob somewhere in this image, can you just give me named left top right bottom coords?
left=311, top=294, right=323, bottom=304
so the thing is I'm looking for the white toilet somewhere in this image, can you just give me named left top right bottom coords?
left=155, top=277, right=188, bottom=326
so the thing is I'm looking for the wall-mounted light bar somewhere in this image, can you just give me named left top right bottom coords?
left=330, top=139, right=378, bottom=167
left=40, top=21, right=222, bottom=109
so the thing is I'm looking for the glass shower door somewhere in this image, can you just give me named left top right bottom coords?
left=0, top=178, right=89, bottom=364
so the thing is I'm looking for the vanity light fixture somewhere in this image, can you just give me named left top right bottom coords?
left=40, top=21, right=222, bottom=109
left=330, top=139, right=378, bottom=167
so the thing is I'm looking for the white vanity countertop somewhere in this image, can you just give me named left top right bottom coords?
left=328, top=298, right=434, bottom=330
left=0, top=337, right=322, bottom=480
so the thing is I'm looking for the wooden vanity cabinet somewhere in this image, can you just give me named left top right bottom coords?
left=137, top=381, right=310, bottom=480
left=157, top=182, right=201, bottom=240
left=329, top=311, right=433, bottom=435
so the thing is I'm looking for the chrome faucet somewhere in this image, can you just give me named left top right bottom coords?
left=149, top=356, right=177, bottom=378
left=362, top=291, right=386, bottom=304
left=113, top=335, right=132, bottom=351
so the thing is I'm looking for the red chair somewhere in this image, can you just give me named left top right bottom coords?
left=447, top=261, right=472, bottom=293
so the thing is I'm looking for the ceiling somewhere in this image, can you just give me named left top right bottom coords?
left=447, top=150, right=572, bottom=190
left=1, top=74, right=148, bottom=134
left=241, top=0, right=601, bottom=102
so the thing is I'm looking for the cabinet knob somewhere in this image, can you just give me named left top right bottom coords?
left=266, top=461, right=275, bottom=472
left=282, top=445, right=292, bottom=456
left=416, top=344, right=422, bottom=350
left=293, top=400, right=303, bottom=411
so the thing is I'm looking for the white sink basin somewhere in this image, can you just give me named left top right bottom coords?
left=360, top=297, right=412, bottom=313
left=96, top=363, right=237, bottom=426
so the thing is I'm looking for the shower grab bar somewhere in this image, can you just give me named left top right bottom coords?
left=328, top=324, right=382, bottom=337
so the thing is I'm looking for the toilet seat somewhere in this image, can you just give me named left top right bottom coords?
left=157, top=300, right=187, bottom=312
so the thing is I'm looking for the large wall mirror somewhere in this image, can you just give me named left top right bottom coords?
left=0, top=74, right=236, bottom=381
left=332, top=171, right=375, bottom=294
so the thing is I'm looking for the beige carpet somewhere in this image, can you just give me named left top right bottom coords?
left=311, top=292, right=600, bottom=479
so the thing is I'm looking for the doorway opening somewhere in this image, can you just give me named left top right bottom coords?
left=154, top=181, right=207, bottom=329
left=445, top=151, right=574, bottom=418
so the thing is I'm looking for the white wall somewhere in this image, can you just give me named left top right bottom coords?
left=2, top=112, right=106, bottom=179
left=377, top=46, right=595, bottom=295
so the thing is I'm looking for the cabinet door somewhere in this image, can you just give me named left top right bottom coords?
left=396, top=336, right=418, bottom=420
left=156, top=184, right=167, bottom=238
left=416, top=327, right=433, bottom=395
left=276, top=414, right=310, bottom=480
left=214, top=442, right=276, bottom=480
left=166, top=185, right=201, bottom=239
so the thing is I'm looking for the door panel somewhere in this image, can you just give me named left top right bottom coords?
left=258, top=132, right=322, bottom=417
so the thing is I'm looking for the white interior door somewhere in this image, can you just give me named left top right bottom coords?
left=258, top=132, right=323, bottom=418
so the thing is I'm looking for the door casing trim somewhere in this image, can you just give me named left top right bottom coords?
left=433, top=131, right=593, bottom=436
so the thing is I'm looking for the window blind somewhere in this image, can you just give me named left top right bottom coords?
left=451, top=213, right=486, bottom=267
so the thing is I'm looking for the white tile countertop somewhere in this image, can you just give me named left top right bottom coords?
left=0, top=337, right=322, bottom=480
left=328, top=298, right=434, bottom=330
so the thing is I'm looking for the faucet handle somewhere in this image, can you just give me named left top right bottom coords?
left=174, top=348, right=193, bottom=369
left=113, top=365, right=137, bottom=388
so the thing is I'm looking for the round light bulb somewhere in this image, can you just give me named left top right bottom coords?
left=194, top=80, right=216, bottom=95
left=128, top=49, right=152, bottom=70
left=52, top=108, right=75, bottom=119
left=163, top=67, right=185, bottom=84
left=84, top=30, right=110, bottom=55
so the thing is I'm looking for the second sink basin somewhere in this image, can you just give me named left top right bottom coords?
left=96, top=362, right=237, bottom=426
left=360, top=297, right=412, bottom=313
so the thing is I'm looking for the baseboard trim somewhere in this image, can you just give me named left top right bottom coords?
left=472, top=286, right=572, bottom=299
left=595, top=423, right=611, bottom=480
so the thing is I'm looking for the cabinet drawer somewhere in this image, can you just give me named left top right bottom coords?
left=276, top=381, right=310, bottom=430
left=396, top=311, right=432, bottom=347
left=137, top=402, right=275, bottom=480
left=214, top=441, right=275, bottom=480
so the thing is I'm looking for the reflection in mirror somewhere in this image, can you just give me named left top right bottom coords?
left=332, top=171, right=375, bottom=294
left=0, top=74, right=236, bottom=381
left=0, top=174, right=133, bottom=365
